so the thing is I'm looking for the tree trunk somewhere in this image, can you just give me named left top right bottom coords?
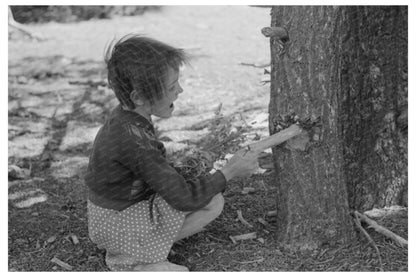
left=269, top=6, right=355, bottom=251
left=268, top=6, right=407, bottom=250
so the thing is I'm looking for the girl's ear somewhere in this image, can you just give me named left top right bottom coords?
left=130, top=90, right=145, bottom=106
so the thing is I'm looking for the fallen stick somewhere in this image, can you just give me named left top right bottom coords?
left=354, top=211, right=408, bottom=248
left=232, top=257, right=265, bottom=264
left=206, top=233, right=229, bottom=243
left=51, top=257, right=73, bottom=271
left=266, top=210, right=277, bottom=217
left=229, top=232, right=257, bottom=244
left=353, top=212, right=383, bottom=271
left=70, top=234, right=79, bottom=245
left=236, top=210, right=253, bottom=228
left=241, top=187, right=256, bottom=195
left=257, top=218, right=269, bottom=226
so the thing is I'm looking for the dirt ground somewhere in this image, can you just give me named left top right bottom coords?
left=8, top=6, right=408, bottom=272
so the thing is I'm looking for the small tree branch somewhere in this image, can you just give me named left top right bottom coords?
left=261, top=26, right=289, bottom=41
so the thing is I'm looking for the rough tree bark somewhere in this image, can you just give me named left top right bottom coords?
left=338, top=6, right=408, bottom=211
left=268, top=6, right=407, bottom=250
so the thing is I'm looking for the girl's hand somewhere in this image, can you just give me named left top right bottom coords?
left=220, top=148, right=259, bottom=181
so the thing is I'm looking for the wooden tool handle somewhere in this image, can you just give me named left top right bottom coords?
left=248, top=124, right=303, bottom=154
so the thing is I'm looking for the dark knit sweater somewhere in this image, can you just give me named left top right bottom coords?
left=85, top=105, right=226, bottom=212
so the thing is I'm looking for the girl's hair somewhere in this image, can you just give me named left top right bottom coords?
left=104, top=34, right=188, bottom=109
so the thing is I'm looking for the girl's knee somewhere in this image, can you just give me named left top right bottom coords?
left=205, top=193, right=224, bottom=217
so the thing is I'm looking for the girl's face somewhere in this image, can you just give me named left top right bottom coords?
left=150, top=67, right=183, bottom=118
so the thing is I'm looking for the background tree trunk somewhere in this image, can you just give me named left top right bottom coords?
left=268, top=6, right=407, bottom=250
left=338, top=6, right=408, bottom=211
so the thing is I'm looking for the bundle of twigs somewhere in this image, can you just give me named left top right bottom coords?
left=174, top=104, right=250, bottom=180
left=199, top=104, right=248, bottom=158
left=174, top=150, right=215, bottom=180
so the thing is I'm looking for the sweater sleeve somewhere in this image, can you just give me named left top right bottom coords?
left=120, top=123, right=227, bottom=212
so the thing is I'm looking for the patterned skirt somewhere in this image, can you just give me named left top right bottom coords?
left=87, top=194, right=186, bottom=271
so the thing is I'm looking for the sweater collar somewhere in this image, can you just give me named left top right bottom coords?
left=113, top=105, right=155, bottom=133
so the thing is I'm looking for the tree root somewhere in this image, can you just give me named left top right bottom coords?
left=353, top=211, right=383, bottom=271
left=355, top=211, right=408, bottom=248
